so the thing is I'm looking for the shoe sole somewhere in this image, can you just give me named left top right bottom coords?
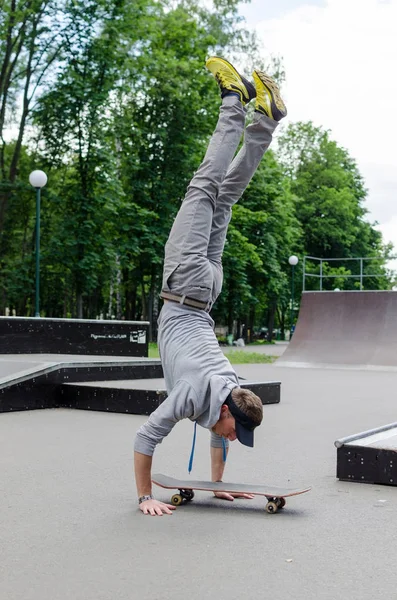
left=207, top=57, right=256, bottom=103
left=254, top=70, right=287, bottom=116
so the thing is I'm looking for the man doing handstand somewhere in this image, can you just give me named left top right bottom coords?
left=134, top=56, right=287, bottom=516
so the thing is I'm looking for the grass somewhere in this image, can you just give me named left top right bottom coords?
left=149, top=342, right=160, bottom=358
left=148, top=343, right=276, bottom=364
left=224, top=350, right=276, bottom=364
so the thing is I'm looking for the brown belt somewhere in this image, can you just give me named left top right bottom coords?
left=160, top=291, right=210, bottom=311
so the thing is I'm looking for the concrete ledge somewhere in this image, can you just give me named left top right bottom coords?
left=0, top=317, right=149, bottom=356
left=0, top=355, right=280, bottom=416
left=335, top=423, right=397, bottom=485
left=0, top=359, right=163, bottom=413
left=58, top=379, right=280, bottom=416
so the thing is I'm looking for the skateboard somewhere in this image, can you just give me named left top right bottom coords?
left=152, top=473, right=312, bottom=514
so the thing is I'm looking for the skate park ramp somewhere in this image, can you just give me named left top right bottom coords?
left=277, top=290, right=397, bottom=371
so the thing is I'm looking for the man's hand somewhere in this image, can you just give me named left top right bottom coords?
left=139, top=498, right=176, bottom=516
left=214, top=491, right=255, bottom=501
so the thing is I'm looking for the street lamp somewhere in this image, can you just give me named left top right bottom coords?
left=288, top=255, right=299, bottom=339
left=29, top=170, right=47, bottom=317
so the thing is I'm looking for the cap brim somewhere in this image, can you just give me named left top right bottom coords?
left=235, top=421, right=254, bottom=447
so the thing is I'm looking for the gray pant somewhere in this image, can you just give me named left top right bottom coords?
left=162, top=94, right=278, bottom=309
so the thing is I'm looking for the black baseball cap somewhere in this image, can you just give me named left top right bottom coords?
left=225, top=392, right=257, bottom=448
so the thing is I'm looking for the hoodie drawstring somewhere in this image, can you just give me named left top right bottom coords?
left=222, top=436, right=227, bottom=462
left=188, top=422, right=197, bottom=474
left=188, top=423, right=227, bottom=474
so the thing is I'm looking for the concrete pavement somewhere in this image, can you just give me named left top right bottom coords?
left=1, top=363, right=396, bottom=600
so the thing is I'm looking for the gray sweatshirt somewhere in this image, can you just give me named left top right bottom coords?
left=134, top=302, right=239, bottom=456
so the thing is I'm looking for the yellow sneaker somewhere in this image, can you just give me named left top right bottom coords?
left=206, top=57, right=256, bottom=106
left=253, top=70, right=287, bottom=121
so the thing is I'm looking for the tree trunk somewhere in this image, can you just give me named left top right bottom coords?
left=124, top=270, right=137, bottom=320
left=0, top=0, right=26, bottom=180
left=0, top=12, right=27, bottom=228
left=76, top=293, right=83, bottom=319
left=116, top=256, right=122, bottom=319
left=227, top=302, right=233, bottom=337
left=108, top=272, right=114, bottom=318
left=266, top=300, right=277, bottom=343
left=152, top=284, right=159, bottom=342
left=148, top=287, right=153, bottom=342
left=63, top=289, right=69, bottom=318
left=148, top=266, right=157, bottom=342
left=131, top=286, right=137, bottom=320
left=236, top=318, right=241, bottom=339
left=277, top=306, right=286, bottom=341
left=8, top=10, right=37, bottom=183
left=248, top=306, right=255, bottom=343
left=140, top=273, right=147, bottom=320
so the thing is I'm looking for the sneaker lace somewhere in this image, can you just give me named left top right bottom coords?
left=215, top=72, right=229, bottom=87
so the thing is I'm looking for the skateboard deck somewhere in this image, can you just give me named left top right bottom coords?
left=152, top=473, right=312, bottom=514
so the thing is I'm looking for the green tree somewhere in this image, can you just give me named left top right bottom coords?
left=212, top=150, right=301, bottom=339
left=29, top=0, right=259, bottom=321
left=33, top=0, right=151, bottom=317
left=278, top=121, right=393, bottom=291
left=0, top=0, right=72, bottom=310
left=106, top=1, right=260, bottom=328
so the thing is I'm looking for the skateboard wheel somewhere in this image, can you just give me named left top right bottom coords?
left=278, top=498, right=286, bottom=509
left=181, top=490, right=195, bottom=501
left=171, top=494, right=183, bottom=506
left=265, top=501, right=278, bottom=514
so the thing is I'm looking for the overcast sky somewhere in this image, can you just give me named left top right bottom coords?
left=239, top=0, right=397, bottom=259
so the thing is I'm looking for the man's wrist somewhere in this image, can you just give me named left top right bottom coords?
left=138, top=494, right=154, bottom=504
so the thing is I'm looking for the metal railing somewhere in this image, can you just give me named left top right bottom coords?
left=302, top=256, right=396, bottom=291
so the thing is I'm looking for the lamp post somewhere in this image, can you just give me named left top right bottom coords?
left=288, top=255, right=299, bottom=339
left=29, top=170, right=47, bottom=317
